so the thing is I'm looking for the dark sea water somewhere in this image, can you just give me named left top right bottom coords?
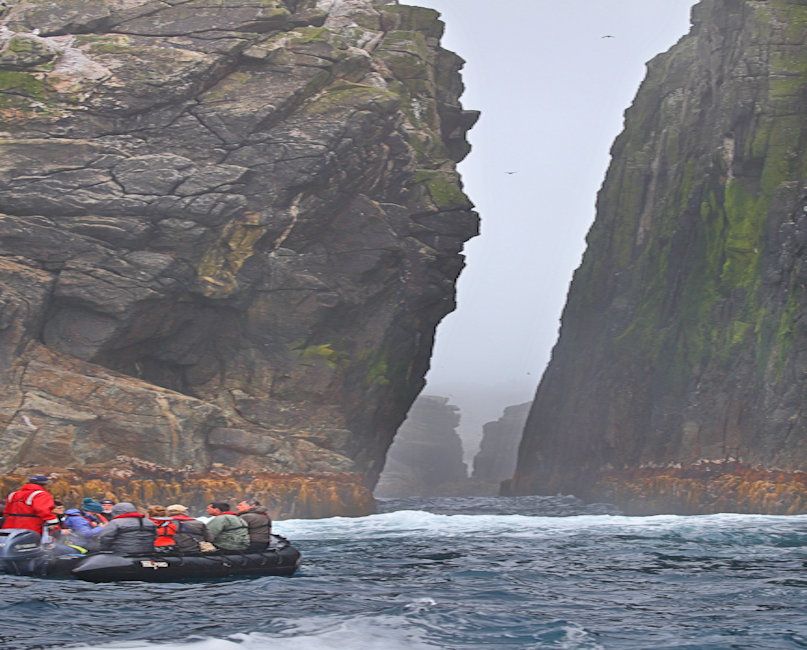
left=2, top=495, right=807, bottom=649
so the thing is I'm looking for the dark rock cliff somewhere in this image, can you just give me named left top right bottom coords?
left=374, top=394, right=467, bottom=497
left=472, top=401, right=529, bottom=489
left=506, top=0, right=807, bottom=515
left=0, top=0, right=478, bottom=516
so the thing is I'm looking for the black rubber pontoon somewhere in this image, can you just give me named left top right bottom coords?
left=0, top=529, right=301, bottom=581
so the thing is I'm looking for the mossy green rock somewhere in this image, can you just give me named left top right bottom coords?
left=5, top=0, right=112, bottom=35
left=0, top=0, right=478, bottom=517
left=508, top=0, right=807, bottom=514
left=0, top=34, right=59, bottom=69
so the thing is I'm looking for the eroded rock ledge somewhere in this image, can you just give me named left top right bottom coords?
left=0, top=459, right=374, bottom=519
left=598, top=463, right=807, bottom=516
left=0, top=0, right=478, bottom=516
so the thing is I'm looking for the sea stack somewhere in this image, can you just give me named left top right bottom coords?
left=374, top=395, right=468, bottom=498
left=507, top=0, right=807, bottom=515
left=0, top=0, right=478, bottom=516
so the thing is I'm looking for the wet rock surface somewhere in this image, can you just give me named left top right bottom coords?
left=509, top=0, right=807, bottom=513
left=0, top=0, right=478, bottom=515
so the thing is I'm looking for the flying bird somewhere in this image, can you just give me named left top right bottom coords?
left=504, top=171, right=517, bottom=175
left=602, top=35, right=615, bottom=39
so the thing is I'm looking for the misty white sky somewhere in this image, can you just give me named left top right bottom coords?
left=412, top=0, right=697, bottom=457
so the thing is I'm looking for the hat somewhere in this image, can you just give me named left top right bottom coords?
left=110, top=502, right=137, bottom=517
left=28, top=475, right=50, bottom=485
left=83, top=501, right=103, bottom=513
left=100, top=499, right=115, bottom=505
left=166, top=504, right=188, bottom=516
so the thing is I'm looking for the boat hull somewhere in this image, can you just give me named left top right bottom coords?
left=0, top=529, right=301, bottom=582
left=71, top=544, right=300, bottom=582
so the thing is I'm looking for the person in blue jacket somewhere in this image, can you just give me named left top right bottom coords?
left=63, top=501, right=107, bottom=551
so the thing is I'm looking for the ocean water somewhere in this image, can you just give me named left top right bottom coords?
left=2, top=495, right=807, bottom=649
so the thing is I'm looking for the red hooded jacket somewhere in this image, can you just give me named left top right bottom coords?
left=2, top=483, right=57, bottom=534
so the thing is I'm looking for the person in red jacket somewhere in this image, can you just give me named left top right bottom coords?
left=1, top=475, right=58, bottom=535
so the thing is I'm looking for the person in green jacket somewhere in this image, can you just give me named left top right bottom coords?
left=205, top=502, right=249, bottom=551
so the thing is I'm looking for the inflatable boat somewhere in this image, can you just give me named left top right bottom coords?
left=0, top=528, right=300, bottom=582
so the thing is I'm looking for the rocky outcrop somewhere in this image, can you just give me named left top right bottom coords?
left=0, top=0, right=478, bottom=516
left=472, top=401, right=529, bottom=489
left=374, top=394, right=468, bottom=497
left=506, top=0, right=807, bottom=514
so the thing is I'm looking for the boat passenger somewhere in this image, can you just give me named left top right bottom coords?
left=165, top=504, right=213, bottom=553
left=44, top=501, right=87, bottom=554
left=147, top=504, right=167, bottom=527
left=51, top=501, right=67, bottom=532
left=81, top=499, right=106, bottom=521
left=76, top=498, right=107, bottom=529
left=236, top=499, right=272, bottom=551
left=63, top=502, right=106, bottom=551
left=96, top=502, right=157, bottom=554
left=148, top=505, right=178, bottom=548
left=1, top=475, right=58, bottom=535
left=46, top=500, right=68, bottom=543
left=99, top=499, right=116, bottom=522
left=205, top=502, right=249, bottom=551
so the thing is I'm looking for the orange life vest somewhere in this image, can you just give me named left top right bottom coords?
left=152, top=518, right=178, bottom=547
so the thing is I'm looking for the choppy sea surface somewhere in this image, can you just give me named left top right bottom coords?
left=2, top=495, right=807, bottom=649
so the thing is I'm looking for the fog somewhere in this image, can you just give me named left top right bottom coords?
left=413, top=0, right=696, bottom=460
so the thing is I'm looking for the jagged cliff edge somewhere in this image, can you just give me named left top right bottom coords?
left=0, top=0, right=478, bottom=517
left=506, top=0, right=807, bottom=515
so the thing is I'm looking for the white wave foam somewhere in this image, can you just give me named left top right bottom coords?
left=276, top=510, right=807, bottom=542
left=64, top=616, right=440, bottom=650
left=557, top=621, right=604, bottom=650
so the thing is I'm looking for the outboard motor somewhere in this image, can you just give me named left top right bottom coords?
left=0, top=529, right=46, bottom=576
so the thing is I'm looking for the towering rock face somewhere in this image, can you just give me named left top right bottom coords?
left=472, top=402, right=529, bottom=489
left=507, top=0, right=807, bottom=515
left=374, top=394, right=468, bottom=497
left=0, top=0, right=478, bottom=516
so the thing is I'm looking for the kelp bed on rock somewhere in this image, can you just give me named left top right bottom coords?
left=0, top=459, right=375, bottom=519
left=600, top=462, right=807, bottom=516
